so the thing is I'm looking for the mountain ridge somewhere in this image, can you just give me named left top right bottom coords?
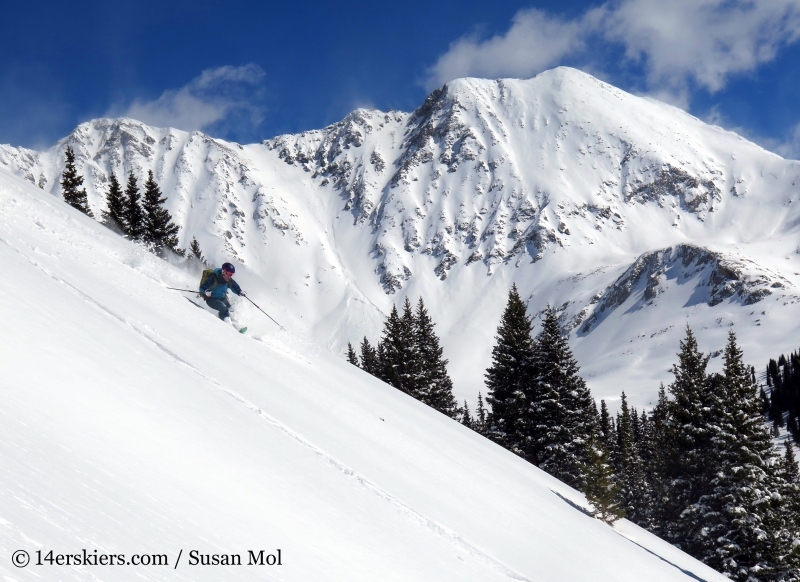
left=1, top=66, right=799, bottom=408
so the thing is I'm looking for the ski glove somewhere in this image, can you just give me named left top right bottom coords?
left=204, top=290, right=212, bottom=297
left=239, top=291, right=247, bottom=297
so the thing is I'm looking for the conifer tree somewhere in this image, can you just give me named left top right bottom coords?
left=101, top=172, right=126, bottom=233
left=380, top=300, right=417, bottom=394
left=613, top=392, right=647, bottom=524
left=346, top=342, right=359, bottom=367
left=661, top=326, right=715, bottom=548
left=484, top=284, right=535, bottom=452
left=695, top=332, right=794, bottom=579
left=60, top=146, right=92, bottom=216
left=142, top=170, right=180, bottom=254
left=414, top=297, right=457, bottom=418
left=189, top=237, right=206, bottom=264
left=583, top=439, right=626, bottom=525
left=475, top=393, right=488, bottom=436
left=599, top=400, right=614, bottom=450
left=461, top=401, right=473, bottom=429
left=359, top=337, right=378, bottom=376
left=124, top=172, right=145, bottom=241
left=528, top=307, right=596, bottom=489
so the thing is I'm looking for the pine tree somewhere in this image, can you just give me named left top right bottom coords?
left=124, top=172, right=145, bottom=241
left=142, top=170, right=180, bottom=254
left=484, top=284, right=535, bottom=453
left=475, top=393, right=488, bottom=435
left=380, top=300, right=417, bottom=394
left=696, top=332, right=795, bottom=579
left=359, top=337, right=378, bottom=376
left=461, top=401, right=473, bottom=429
left=189, top=237, right=206, bottom=264
left=60, top=146, right=92, bottom=216
left=661, top=326, right=715, bottom=549
left=613, top=392, right=647, bottom=524
left=583, top=439, right=626, bottom=524
left=414, top=297, right=457, bottom=418
left=346, top=342, right=359, bottom=367
left=101, top=172, right=126, bottom=233
left=528, top=307, right=596, bottom=489
left=599, top=400, right=613, bottom=450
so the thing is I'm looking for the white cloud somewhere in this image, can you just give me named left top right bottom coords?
left=604, top=0, right=800, bottom=93
left=424, top=0, right=800, bottom=98
left=701, top=105, right=800, bottom=160
left=423, top=8, right=594, bottom=90
left=111, top=64, right=266, bottom=132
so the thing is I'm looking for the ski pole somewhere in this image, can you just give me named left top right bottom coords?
left=167, top=287, right=201, bottom=293
left=244, top=295, right=285, bottom=331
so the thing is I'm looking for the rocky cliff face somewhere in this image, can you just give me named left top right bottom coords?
left=2, top=67, right=800, bottom=405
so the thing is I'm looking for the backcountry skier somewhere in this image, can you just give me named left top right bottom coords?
left=199, top=262, right=246, bottom=322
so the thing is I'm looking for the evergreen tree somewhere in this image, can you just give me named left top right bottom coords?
left=60, top=146, right=92, bottom=216
left=380, top=300, right=417, bottom=394
left=528, top=307, right=596, bottom=489
left=413, top=297, right=457, bottom=418
left=642, top=384, right=670, bottom=535
left=359, top=337, right=378, bottom=376
left=697, top=332, right=796, bottom=580
left=124, top=172, right=145, bottom=241
left=613, top=392, right=647, bottom=524
left=101, top=172, right=126, bottom=233
left=583, top=439, right=626, bottom=524
left=142, top=170, right=180, bottom=254
left=461, top=401, right=473, bottom=429
left=599, top=400, right=614, bottom=450
left=661, top=326, right=715, bottom=549
left=189, top=237, right=206, bottom=264
left=484, top=284, right=535, bottom=453
left=346, top=342, right=359, bottom=367
left=475, top=393, right=488, bottom=436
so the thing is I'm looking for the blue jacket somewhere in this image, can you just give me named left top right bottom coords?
left=200, top=268, right=242, bottom=300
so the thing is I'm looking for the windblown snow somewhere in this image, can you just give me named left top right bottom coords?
left=0, top=167, right=727, bottom=580
left=2, top=66, right=800, bottom=411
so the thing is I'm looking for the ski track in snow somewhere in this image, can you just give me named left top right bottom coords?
left=0, top=232, right=533, bottom=582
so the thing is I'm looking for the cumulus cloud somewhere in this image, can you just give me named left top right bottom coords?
left=111, top=64, right=266, bottom=133
left=424, top=0, right=800, bottom=98
left=424, top=8, right=593, bottom=90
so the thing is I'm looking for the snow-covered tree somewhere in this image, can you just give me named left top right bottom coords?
left=527, top=307, right=596, bottom=489
left=484, top=284, right=535, bottom=452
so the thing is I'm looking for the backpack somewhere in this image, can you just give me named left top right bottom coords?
left=199, top=268, right=220, bottom=301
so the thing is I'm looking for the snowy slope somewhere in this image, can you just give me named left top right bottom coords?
left=2, top=67, right=800, bottom=410
left=0, top=163, right=729, bottom=581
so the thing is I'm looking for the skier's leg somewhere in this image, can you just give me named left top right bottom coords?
left=206, top=297, right=230, bottom=320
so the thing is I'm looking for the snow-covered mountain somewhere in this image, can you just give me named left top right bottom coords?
left=0, top=161, right=730, bottom=581
left=3, top=66, right=800, bottom=409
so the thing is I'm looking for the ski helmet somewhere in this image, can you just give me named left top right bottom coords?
left=222, top=262, right=235, bottom=274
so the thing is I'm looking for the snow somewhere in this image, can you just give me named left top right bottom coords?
left=1, top=67, right=799, bottom=414
left=0, top=162, right=727, bottom=580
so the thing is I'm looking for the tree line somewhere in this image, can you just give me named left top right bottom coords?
left=60, top=145, right=206, bottom=263
left=764, top=350, right=800, bottom=442
left=349, top=284, right=800, bottom=580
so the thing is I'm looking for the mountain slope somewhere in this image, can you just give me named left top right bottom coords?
left=2, top=67, right=800, bottom=409
left=0, top=164, right=728, bottom=580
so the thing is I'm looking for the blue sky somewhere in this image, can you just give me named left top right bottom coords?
left=3, top=0, right=800, bottom=157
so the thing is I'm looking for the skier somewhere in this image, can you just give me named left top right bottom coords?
left=199, top=262, right=246, bottom=323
